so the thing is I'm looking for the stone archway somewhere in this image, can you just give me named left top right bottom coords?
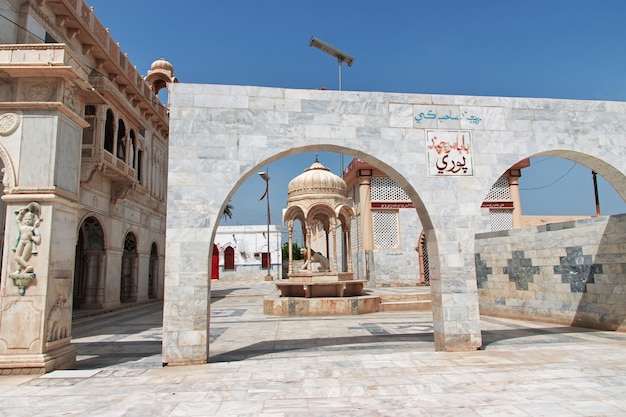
left=73, top=216, right=106, bottom=309
left=120, top=232, right=138, bottom=303
left=149, top=242, right=158, bottom=299
left=163, top=83, right=626, bottom=366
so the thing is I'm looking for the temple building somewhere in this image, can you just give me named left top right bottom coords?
left=0, top=0, right=172, bottom=373
left=340, top=156, right=600, bottom=288
left=212, top=225, right=282, bottom=281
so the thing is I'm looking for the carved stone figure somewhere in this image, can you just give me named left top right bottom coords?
left=12, top=202, right=42, bottom=274
left=300, top=248, right=330, bottom=272
left=47, top=296, right=70, bottom=342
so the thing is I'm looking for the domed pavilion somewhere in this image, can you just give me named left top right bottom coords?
left=275, top=158, right=367, bottom=300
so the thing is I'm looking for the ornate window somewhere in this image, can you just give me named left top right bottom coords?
left=484, top=176, right=511, bottom=200
left=490, top=209, right=513, bottom=231
left=370, top=178, right=410, bottom=201
left=373, top=211, right=400, bottom=249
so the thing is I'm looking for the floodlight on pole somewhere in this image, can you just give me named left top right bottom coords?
left=258, top=171, right=272, bottom=280
left=309, top=36, right=355, bottom=91
left=309, top=37, right=355, bottom=172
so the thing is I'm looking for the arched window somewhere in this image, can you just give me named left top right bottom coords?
left=104, top=109, right=114, bottom=153
left=137, top=149, right=143, bottom=184
left=83, top=105, right=96, bottom=146
left=129, top=130, right=136, bottom=168
left=73, top=217, right=105, bottom=309
left=224, top=246, right=235, bottom=270
left=149, top=242, right=158, bottom=299
left=117, top=119, right=126, bottom=160
left=120, top=232, right=137, bottom=303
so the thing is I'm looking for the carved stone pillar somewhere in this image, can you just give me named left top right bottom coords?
left=346, top=228, right=353, bottom=273
left=0, top=199, right=79, bottom=374
left=287, top=220, right=294, bottom=275
left=358, top=175, right=374, bottom=250
left=83, top=251, right=99, bottom=304
left=508, top=170, right=523, bottom=228
left=129, top=254, right=138, bottom=302
left=305, top=225, right=312, bottom=271
left=331, top=218, right=338, bottom=272
left=95, top=251, right=105, bottom=304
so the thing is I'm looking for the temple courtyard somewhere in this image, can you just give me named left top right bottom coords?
left=2, top=280, right=626, bottom=416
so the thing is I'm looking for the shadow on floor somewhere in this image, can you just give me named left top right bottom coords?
left=480, top=319, right=608, bottom=349
left=74, top=340, right=162, bottom=370
left=208, top=332, right=435, bottom=363
left=210, top=287, right=254, bottom=302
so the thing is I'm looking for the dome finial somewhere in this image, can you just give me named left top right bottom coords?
left=315, top=152, right=319, bottom=163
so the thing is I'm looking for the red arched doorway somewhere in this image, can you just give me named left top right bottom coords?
left=211, top=244, right=219, bottom=279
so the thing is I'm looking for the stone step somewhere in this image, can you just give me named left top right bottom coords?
left=378, top=293, right=431, bottom=303
left=378, top=292, right=432, bottom=312
left=379, top=299, right=432, bottom=312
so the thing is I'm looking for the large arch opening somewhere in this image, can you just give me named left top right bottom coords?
left=476, top=150, right=626, bottom=338
left=214, top=147, right=437, bottom=282
left=167, top=83, right=626, bottom=365
left=203, top=147, right=440, bottom=360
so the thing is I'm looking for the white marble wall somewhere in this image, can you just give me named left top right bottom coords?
left=164, top=83, right=626, bottom=364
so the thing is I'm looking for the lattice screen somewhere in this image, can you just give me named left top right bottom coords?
left=373, top=211, right=399, bottom=248
left=370, top=178, right=410, bottom=201
left=419, top=232, right=430, bottom=285
left=484, top=176, right=511, bottom=201
left=490, top=209, right=513, bottom=231
left=351, top=217, right=361, bottom=252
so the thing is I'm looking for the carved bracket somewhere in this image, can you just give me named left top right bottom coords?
left=81, top=162, right=104, bottom=185
left=9, top=273, right=36, bottom=296
left=112, top=181, right=137, bottom=203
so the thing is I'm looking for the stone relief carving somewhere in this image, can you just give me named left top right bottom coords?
left=47, top=296, right=71, bottom=342
left=63, top=84, right=79, bottom=114
left=21, top=80, right=56, bottom=102
left=0, top=113, right=20, bottom=136
left=12, top=202, right=42, bottom=275
left=0, top=144, right=17, bottom=191
left=0, top=78, right=16, bottom=102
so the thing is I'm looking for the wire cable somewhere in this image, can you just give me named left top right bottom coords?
left=0, top=13, right=45, bottom=42
left=520, top=161, right=578, bottom=191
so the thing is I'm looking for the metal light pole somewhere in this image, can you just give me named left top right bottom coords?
left=258, top=171, right=272, bottom=280
left=592, top=170, right=601, bottom=217
left=309, top=36, right=355, bottom=91
left=309, top=37, right=355, bottom=172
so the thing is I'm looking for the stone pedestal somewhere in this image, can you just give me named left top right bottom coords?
left=0, top=198, right=80, bottom=374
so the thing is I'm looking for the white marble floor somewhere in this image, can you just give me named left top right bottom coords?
left=2, top=281, right=626, bottom=416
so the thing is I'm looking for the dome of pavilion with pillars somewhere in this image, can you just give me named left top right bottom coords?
left=273, top=158, right=367, bottom=303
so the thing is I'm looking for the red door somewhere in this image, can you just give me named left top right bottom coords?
left=211, top=244, right=219, bottom=279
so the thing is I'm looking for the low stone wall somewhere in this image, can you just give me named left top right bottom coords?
left=475, top=214, right=626, bottom=331
left=217, top=264, right=282, bottom=281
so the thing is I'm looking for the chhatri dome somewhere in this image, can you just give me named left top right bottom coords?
left=280, top=157, right=359, bottom=299
left=287, top=159, right=347, bottom=200
left=150, top=57, right=174, bottom=74
left=146, top=57, right=178, bottom=95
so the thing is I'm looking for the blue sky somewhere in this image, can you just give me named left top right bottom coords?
left=89, top=0, right=626, bottom=231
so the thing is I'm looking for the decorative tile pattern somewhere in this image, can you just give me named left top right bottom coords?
left=474, top=254, right=492, bottom=289
left=554, top=246, right=602, bottom=293
left=503, top=251, right=540, bottom=290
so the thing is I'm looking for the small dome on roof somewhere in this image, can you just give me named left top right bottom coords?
left=288, top=160, right=347, bottom=198
left=150, top=58, right=174, bottom=74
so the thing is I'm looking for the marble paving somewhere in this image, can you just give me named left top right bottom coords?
left=1, top=281, right=626, bottom=416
